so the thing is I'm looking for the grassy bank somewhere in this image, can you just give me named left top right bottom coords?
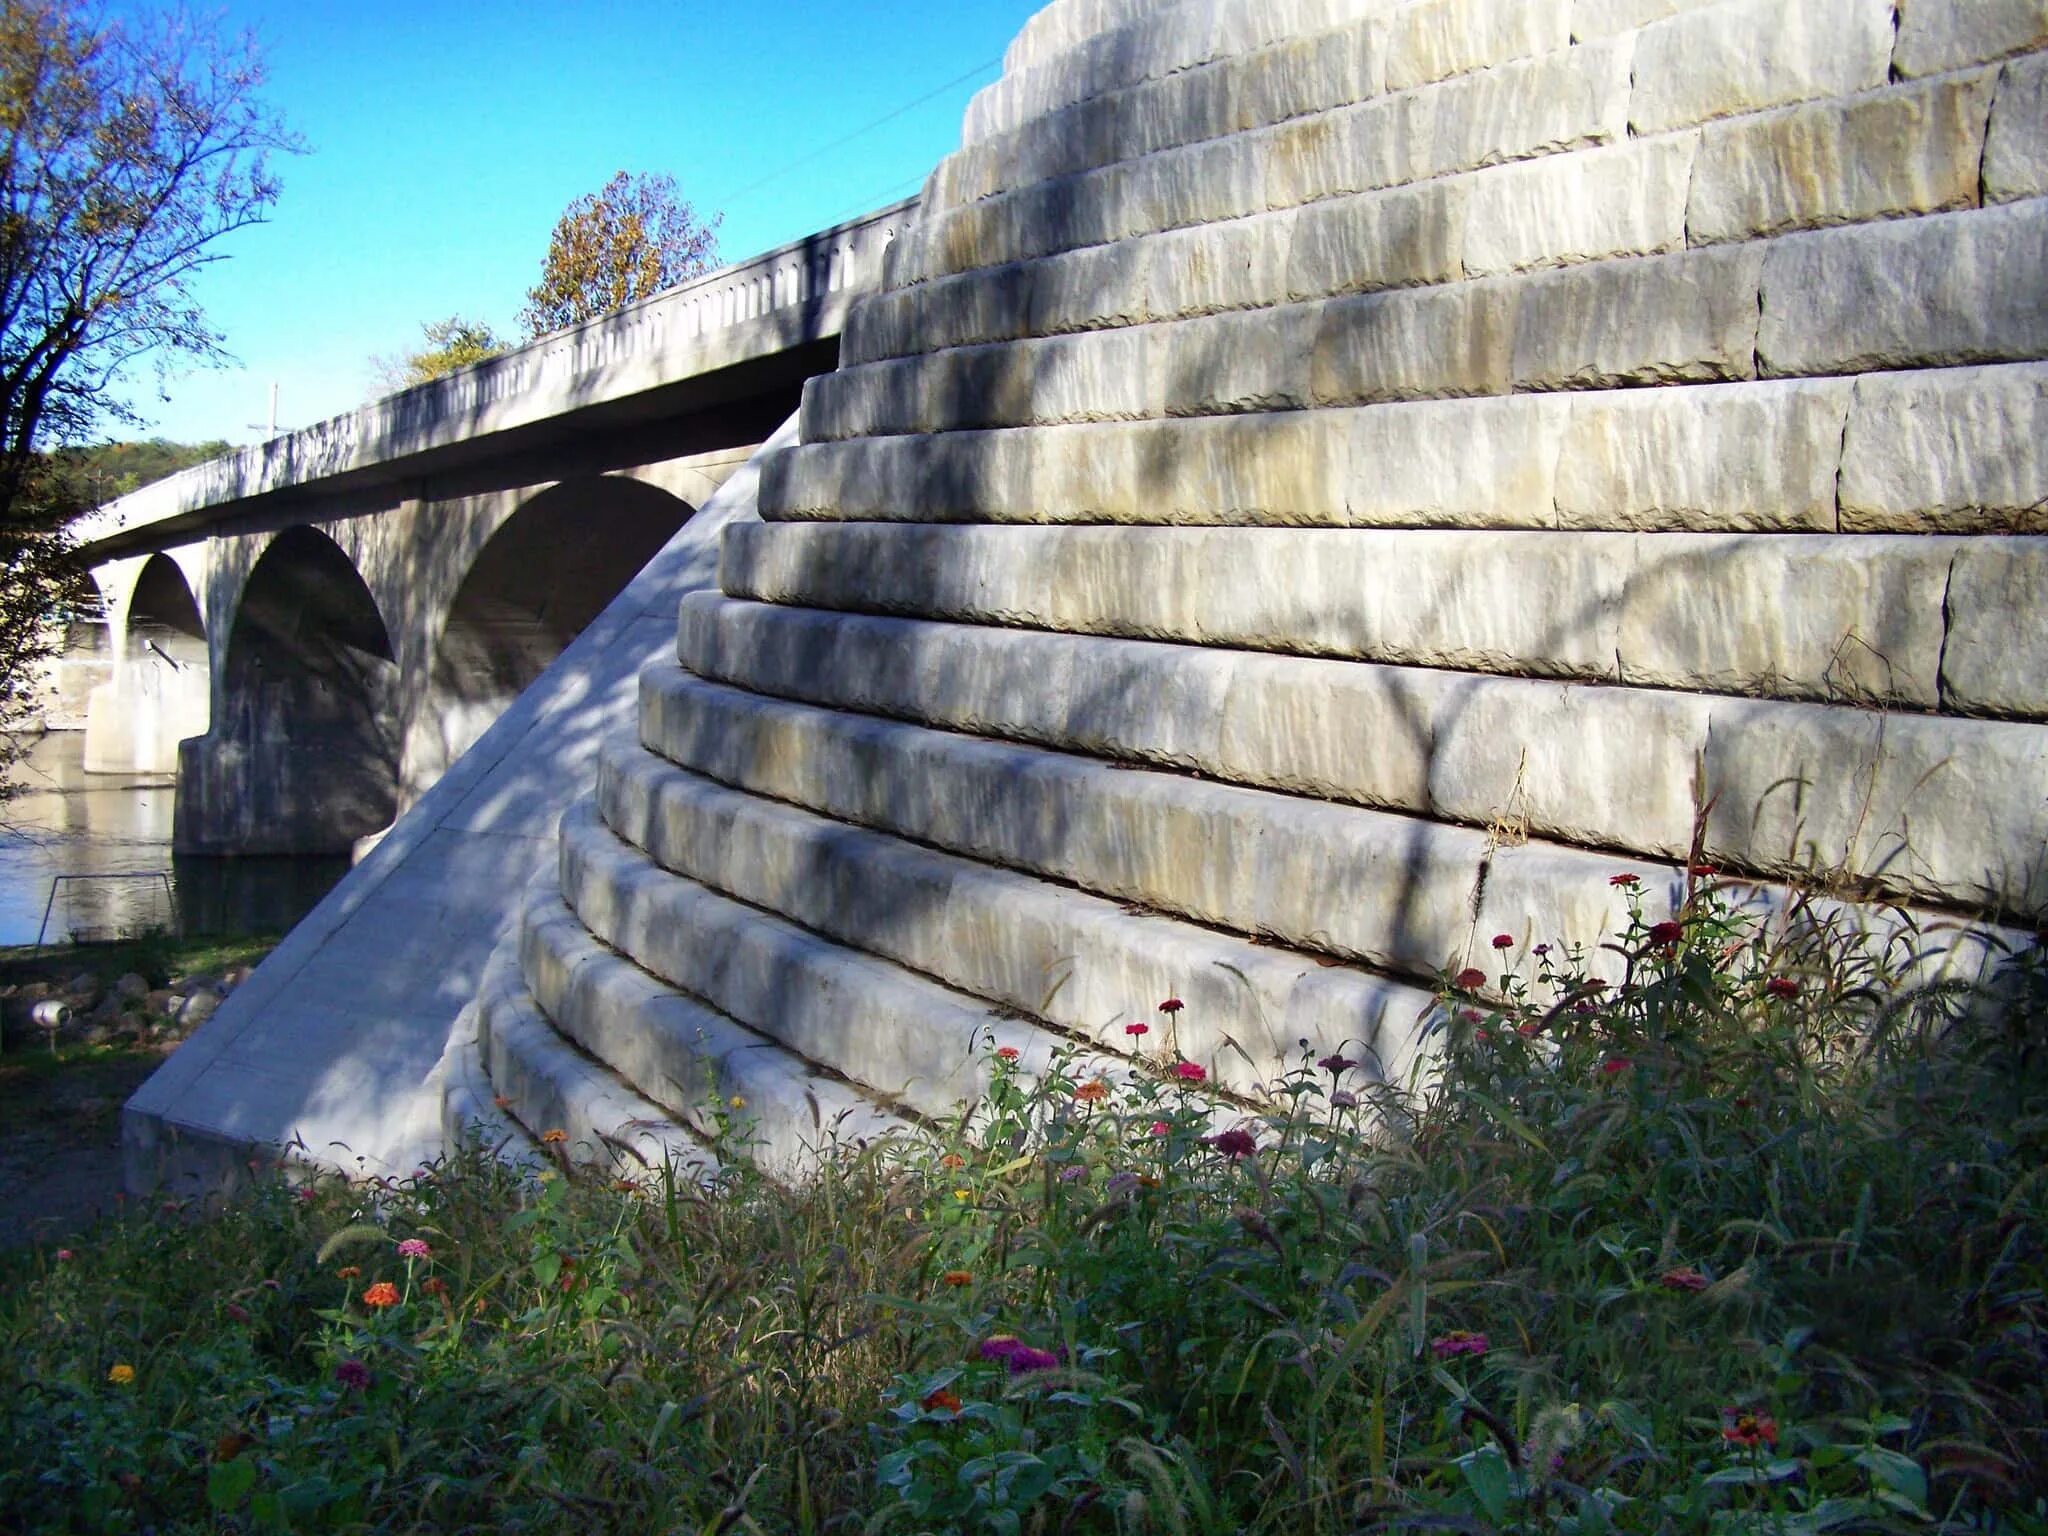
left=0, top=888, right=2040, bottom=1533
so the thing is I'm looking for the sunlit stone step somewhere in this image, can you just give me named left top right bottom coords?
left=476, top=937, right=717, bottom=1183
left=590, top=733, right=1435, bottom=1096
left=515, top=859, right=915, bottom=1177
left=546, top=798, right=1131, bottom=1119
left=438, top=995, right=543, bottom=1168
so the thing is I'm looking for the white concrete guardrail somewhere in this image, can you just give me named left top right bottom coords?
left=74, top=197, right=918, bottom=551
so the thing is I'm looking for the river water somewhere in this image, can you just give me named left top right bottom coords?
left=0, top=734, right=347, bottom=946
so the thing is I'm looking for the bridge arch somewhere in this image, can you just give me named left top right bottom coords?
left=174, top=527, right=402, bottom=856
left=82, top=553, right=213, bottom=773
left=401, top=475, right=693, bottom=800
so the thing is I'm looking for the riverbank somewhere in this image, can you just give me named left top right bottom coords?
left=0, top=933, right=277, bottom=1247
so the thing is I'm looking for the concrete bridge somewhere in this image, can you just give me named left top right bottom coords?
left=72, top=199, right=914, bottom=859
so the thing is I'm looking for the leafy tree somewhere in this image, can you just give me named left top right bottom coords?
left=48, top=435, right=232, bottom=503
left=519, top=170, right=719, bottom=337
left=0, top=0, right=297, bottom=793
left=370, top=315, right=507, bottom=394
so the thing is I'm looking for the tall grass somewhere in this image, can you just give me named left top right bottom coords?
left=1, top=881, right=2041, bottom=1533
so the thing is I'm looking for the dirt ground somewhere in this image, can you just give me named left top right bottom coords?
left=0, top=1045, right=172, bottom=1249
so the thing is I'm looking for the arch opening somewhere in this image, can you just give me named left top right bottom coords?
left=175, top=528, right=400, bottom=857
left=401, top=476, right=691, bottom=801
left=85, top=553, right=212, bottom=773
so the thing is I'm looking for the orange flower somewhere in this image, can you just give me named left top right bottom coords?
left=1073, top=1078, right=1110, bottom=1103
left=422, top=1276, right=448, bottom=1296
left=541, top=1128, right=568, bottom=1144
left=939, top=1153, right=965, bottom=1169
left=335, top=1265, right=360, bottom=1280
left=921, top=1387, right=963, bottom=1413
left=940, top=1269, right=973, bottom=1287
left=492, top=1095, right=512, bottom=1109
left=361, top=1281, right=400, bottom=1309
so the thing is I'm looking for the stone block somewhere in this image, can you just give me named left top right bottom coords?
left=1311, top=281, right=1516, bottom=405
left=1758, top=201, right=2048, bottom=376
left=1554, top=379, right=1851, bottom=531
left=1144, top=211, right=1298, bottom=321
left=1024, top=239, right=1152, bottom=336
left=1838, top=364, right=2048, bottom=532
left=1285, top=179, right=1467, bottom=299
left=1342, top=394, right=1568, bottom=527
left=1687, top=74, right=1996, bottom=245
left=1894, top=0, right=2048, bottom=76
left=1511, top=244, right=1764, bottom=390
left=1463, top=135, right=1696, bottom=276
left=1702, top=700, right=2048, bottom=914
left=1614, top=533, right=1952, bottom=705
left=1384, top=0, right=1573, bottom=91
left=1985, top=51, right=2048, bottom=201
left=1941, top=539, right=2048, bottom=718
left=1162, top=305, right=1320, bottom=417
left=1630, top=0, right=1895, bottom=134
left=1570, top=0, right=1723, bottom=39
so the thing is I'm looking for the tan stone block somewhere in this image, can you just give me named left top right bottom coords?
left=1839, top=364, right=2048, bottom=533
left=1384, top=0, right=1572, bottom=91
left=1614, top=533, right=1952, bottom=705
left=1630, top=0, right=1894, bottom=133
left=1143, top=212, right=1297, bottom=321
left=1688, top=74, right=1996, bottom=245
left=1941, top=539, right=2048, bottom=717
left=1895, top=0, right=2048, bottom=76
left=1758, top=201, right=2048, bottom=376
left=1512, top=244, right=1764, bottom=390
left=1985, top=51, right=2048, bottom=202
left=1556, top=380, right=1850, bottom=531
left=1570, top=0, right=1722, bottom=40
left=1463, top=135, right=1695, bottom=276
left=1163, top=306, right=1319, bottom=417
left=1311, top=282, right=1515, bottom=405
left=1702, top=699, right=2048, bottom=913
left=1285, top=180, right=1467, bottom=299
left=1340, top=394, right=1569, bottom=527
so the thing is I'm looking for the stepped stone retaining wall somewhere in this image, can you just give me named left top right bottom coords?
left=457, top=0, right=2044, bottom=1174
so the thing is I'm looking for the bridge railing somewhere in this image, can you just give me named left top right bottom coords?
left=77, top=197, right=920, bottom=549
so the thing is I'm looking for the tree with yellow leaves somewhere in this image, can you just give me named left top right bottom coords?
left=518, top=171, right=720, bottom=338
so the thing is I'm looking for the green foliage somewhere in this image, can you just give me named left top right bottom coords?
left=0, top=890, right=2040, bottom=1533
left=519, top=170, right=720, bottom=337
left=44, top=438, right=234, bottom=506
left=369, top=315, right=508, bottom=395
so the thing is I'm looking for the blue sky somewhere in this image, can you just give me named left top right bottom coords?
left=113, top=1, right=1044, bottom=445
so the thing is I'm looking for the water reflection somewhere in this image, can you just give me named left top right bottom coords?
left=0, top=733, right=347, bottom=945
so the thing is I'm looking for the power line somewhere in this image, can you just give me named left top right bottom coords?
left=709, top=56, right=1001, bottom=211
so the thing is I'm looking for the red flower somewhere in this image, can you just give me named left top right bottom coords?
left=422, top=1276, right=448, bottom=1296
left=224, top=1302, right=250, bottom=1323
left=1430, top=1330, right=1489, bottom=1359
left=1659, top=1266, right=1709, bottom=1292
left=1208, top=1127, right=1258, bottom=1159
left=361, top=1281, right=400, bottom=1309
left=1647, top=921, right=1683, bottom=946
left=1721, top=1410, right=1778, bottom=1449
left=995, top=1046, right=1020, bottom=1062
left=1317, top=1053, right=1358, bottom=1073
left=921, top=1387, right=962, bottom=1413
left=1688, top=862, right=1719, bottom=877
left=1601, top=1057, right=1632, bottom=1076
left=1764, top=977, right=1800, bottom=999
left=1173, top=1061, right=1206, bottom=1083
left=1609, top=873, right=1640, bottom=888
left=1491, top=933, right=1514, bottom=949
left=1452, top=967, right=1486, bottom=991
left=1516, top=1021, right=1541, bottom=1038
left=1124, top=1021, right=1148, bottom=1036
left=940, top=1269, right=973, bottom=1287
left=1157, top=997, right=1184, bottom=1015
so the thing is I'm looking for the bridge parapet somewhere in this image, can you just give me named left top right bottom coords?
left=75, top=198, right=917, bottom=555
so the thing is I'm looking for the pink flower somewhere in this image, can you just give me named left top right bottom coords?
left=1173, top=1061, right=1206, bottom=1083
left=396, top=1238, right=431, bottom=1260
left=1452, top=967, right=1486, bottom=991
left=294, top=1187, right=318, bottom=1203
left=1148, top=1121, right=1171, bottom=1137
left=1157, top=997, right=1184, bottom=1015
left=54, top=1249, right=73, bottom=1263
left=1430, top=1330, right=1490, bottom=1359
left=1330, top=1089, right=1357, bottom=1108
left=1601, top=1057, right=1632, bottom=1076
left=1491, top=933, right=1514, bottom=950
left=1124, top=1021, right=1149, bottom=1037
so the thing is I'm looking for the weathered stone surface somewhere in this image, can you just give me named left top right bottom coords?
left=594, top=741, right=1436, bottom=1095
left=1554, top=380, right=1850, bottom=531
left=1702, top=701, right=2048, bottom=913
left=1838, top=364, right=2048, bottom=532
left=1312, top=282, right=1515, bottom=404
left=1759, top=201, right=2048, bottom=376
left=1688, top=74, right=1996, bottom=245
left=1343, top=395, right=1566, bottom=526
left=1463, top=135, right=1696, bottom=275
left=1942, top=540, right=2048, bottom=718
left=1285, top=180, right=1466, bottom=297
left=1383, top=0, right=1571, bottom=91
left=1632, top=0, right=1894, bottom=133
left=1614, top=534, right=1951, bottom=706
left=1570, top=0, right=1722, bottom=39
left=1894, top=0, right=2048, bottom=76
left=1985, top=51, right=2048, bottom=202
left=1511, top=245, right=1764, bottom=390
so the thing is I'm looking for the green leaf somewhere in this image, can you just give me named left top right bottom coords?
left=1460, top=1447, right=1513, bottom=1522
left=1854, top=1448, right=1928, bottom=1510
left=207, top=1456, right=257, bottom=1511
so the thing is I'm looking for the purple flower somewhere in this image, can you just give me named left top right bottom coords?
left=977, top=1334, right=1023, bottom=1362
left=1007, top=1346, right=1061, bottom=1375
left=1058, top=1165, right=1088, bottom=1183
left=1430, top=1330, right=1490, bottom=1359
left=1317, top=1053, right=1358, bottom=1074
left=1329, top=1089, right=1357, bottom=1109
left=334, top=1358, right=371, bottom=1390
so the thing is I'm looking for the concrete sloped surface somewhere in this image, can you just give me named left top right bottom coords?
left=121, top=417, right=797, bottom=1194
